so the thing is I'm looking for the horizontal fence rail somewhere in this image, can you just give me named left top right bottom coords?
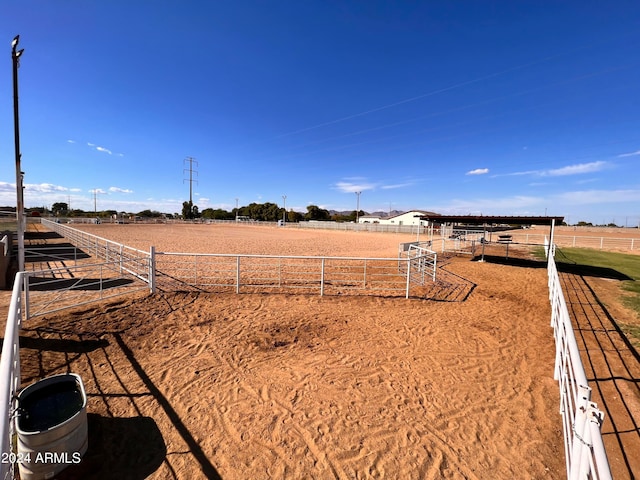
left=41, top=218, right=151, bottom=282
left=24, top=260, right=152, bottom=319
left=153, top=251, right=430, bottom=298
left=546, top=237, right=612, bottom=480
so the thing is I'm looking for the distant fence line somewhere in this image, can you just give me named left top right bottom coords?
left=45, top=217, right=639, bottom=252
left=43, top=217, right=640, bottom=253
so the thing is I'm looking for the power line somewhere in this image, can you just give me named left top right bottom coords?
left=274, top=33, right=639, bottom=140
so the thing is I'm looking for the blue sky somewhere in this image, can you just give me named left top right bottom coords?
left=1, top=1, right=639, bottom=225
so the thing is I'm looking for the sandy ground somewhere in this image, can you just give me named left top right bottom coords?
left=6, top=224, right=569, bottom=479
left=4, top=222, right=637, bottom=478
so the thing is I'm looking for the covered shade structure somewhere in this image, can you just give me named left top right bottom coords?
left=417, top=214, right=565, bottom=261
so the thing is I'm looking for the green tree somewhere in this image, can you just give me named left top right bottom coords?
left=287, top=209, right=303, bottom=222
left=52, top=202, right=68, bottom=216
left=137, top=209, right=159, bottom=218
left=182, top=201, right=199, bottom=219
left=304, top=205, right=330, bottom=221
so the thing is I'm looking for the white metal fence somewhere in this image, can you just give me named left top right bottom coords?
left=45, top=218, right=639, bottom=251
left=397, top=241, right=437, bottom=285
left=546, top=239, right=612, bottom=480
left=0, top=272, right=25, bottom=480
left=25, top=260, right=152, bottom=319
left=41, top=219, right=152, bottom=283
left=152, top=250, right=428, bottom=298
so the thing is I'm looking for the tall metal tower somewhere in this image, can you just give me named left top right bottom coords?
left=183, top=157, right=198, bottom=203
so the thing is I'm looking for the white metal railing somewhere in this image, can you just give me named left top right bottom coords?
left=0, top=272, right=25, bottom=480
left=398, top=241, right=437, bottom=284
left=545, top=237, right=612, bottom=480
left=152, top=251, right=431, bottom=299
left=41, top=218, right=151, bottom=282
left=25, top=260, right=152, bottom=319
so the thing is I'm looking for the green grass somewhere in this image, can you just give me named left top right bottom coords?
left=534, top=246, right=640, bottom=346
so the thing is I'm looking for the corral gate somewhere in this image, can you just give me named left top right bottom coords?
left=398, top=241, right=437, bottom=285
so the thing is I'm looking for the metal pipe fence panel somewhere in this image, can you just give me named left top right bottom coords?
left=40, top=219, right=151, bottom=281
left=153, top=252, right=418, bottom=296
left=25, top=260, right=151, bottom=319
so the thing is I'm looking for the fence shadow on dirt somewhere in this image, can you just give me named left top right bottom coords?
left=56, top=414, right=167, bottom=480
left=17, top=321, right=222, bottom=479
left=24, top=243, right=92, bottom=263
left=472, top=254, right=547, bottom=269
left=559, top=272, right=640, bottom=478
left=24, top=230, right=65, bottom=241
left=27, top=277, right=135, bottom=291
left=556, top=262, right=634, bottom=281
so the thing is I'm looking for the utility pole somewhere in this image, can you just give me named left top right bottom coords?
left=92, top=189, right=104, bottom=215
left=12, top=35, right=25, bottom=272
left=355, top=191, right=361, bottom=224
left=183, top=156, right=198, bottom=205
left=282, top=195, right=287, bottom=223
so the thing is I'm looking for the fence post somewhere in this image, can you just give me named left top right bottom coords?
left=149, top=246, right=156, bottom=294
left=363, top=259, right=367, bottom=288
left=405, top=257, right=411, bottom=299
left=236, top=256, right=241, bottom=294
left=23, top=272, right=30, bottom=321
left=433, top=253, right=437, bottom=281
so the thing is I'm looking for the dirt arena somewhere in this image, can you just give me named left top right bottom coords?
left=11, top=224, right=578, bottom=478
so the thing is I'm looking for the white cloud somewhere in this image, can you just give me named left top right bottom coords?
left=334, top=178, right=376, bottom=193
left=25, top=183, right=69, bottom=193
left=381, top=182, right=413, bottom=190
left=0, top=182, right=16, bottom=193
left=95, top=146, right=112, bottom=155
left=553, top=189, right=640, bottom=205
left=618, top=150, right=640, bottom=157
left=498, top=161, right=609, bottom=178
left=543, top=161, right=608, bottom=177
left=109, top=187, right=133, bottom=194
left=466, top=168, right=489, bottom=176
left=67, top=139, right=76, bottom=144
left=84, top=141, right=118, bottom=155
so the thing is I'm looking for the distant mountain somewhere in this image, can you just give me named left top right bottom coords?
left=369, top=210, right=404, bottom=218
